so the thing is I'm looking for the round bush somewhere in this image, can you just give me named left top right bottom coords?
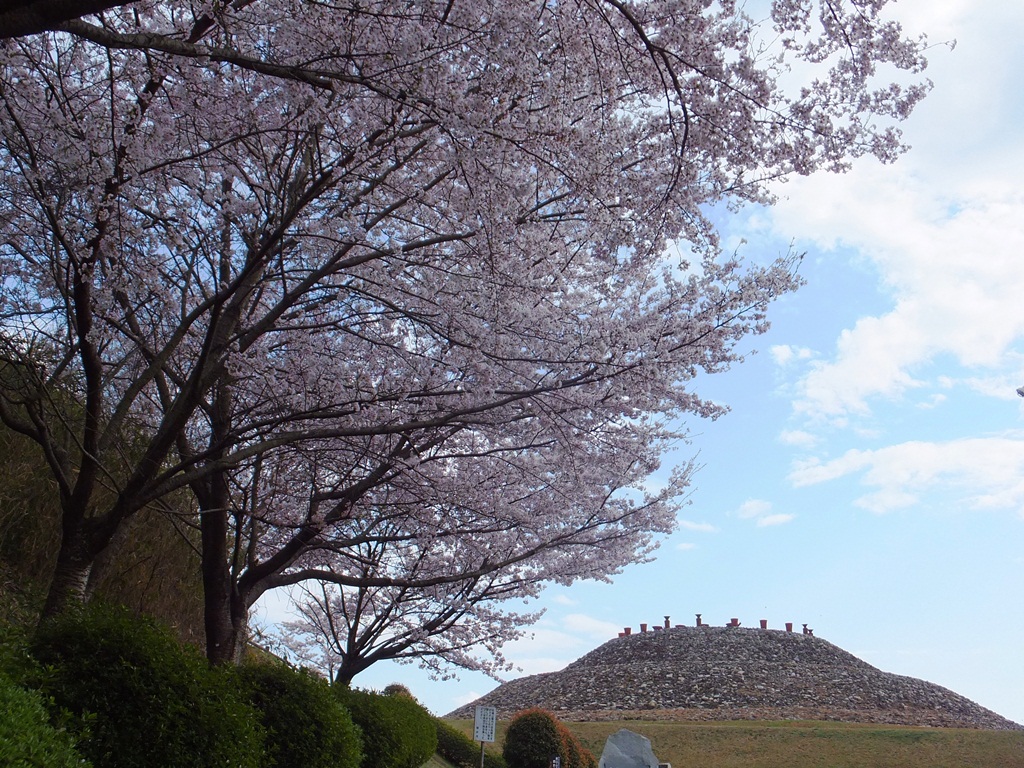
left=335, top=685, right=437, bottom=768
left=0, top=672, right=90, bottom=768
left=503, top=709, right=594, bottom=768
left=235, top=662, right=362, bottom=768
left=30, top=605, right=264, bottom=768
left=503, top=709, right=563, bottom=768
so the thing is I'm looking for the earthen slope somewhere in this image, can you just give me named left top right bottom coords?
left=447, top=626, right=1021, bottom=730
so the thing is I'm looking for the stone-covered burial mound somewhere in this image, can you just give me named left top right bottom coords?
left=448, top=625, right=1021, bottom=730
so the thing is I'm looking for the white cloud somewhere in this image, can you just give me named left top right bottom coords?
left=960, top=374, right=1024, bottom=400
left=676, top=541, right=696, bottom=551
left=500, top=614, right=621, bottom=671
left=733, top=498, right=796, bottom=527
left=771, top=344, right=814, bottom=366
left=779, top=429, right=818, bottom=448
left=773, top=174, right=1024, bottom=423
left=549, top=594, right=577, bottom=607
left=736, top=499, right=773, bottom=519
left=502, top=627, right=577, bottom=655
left=563, top=613, right=622, bottom=640
left=749, top=0, right=1024, bottom=426
left=490, top=612, right=634, bottom=681
left=790, top=452, right=872, bottom=486
left=495, top=628, right=580, bottom=675
left=788, top=437, right=1024, bottom=514
left=677, top=518, right=718, bottom=533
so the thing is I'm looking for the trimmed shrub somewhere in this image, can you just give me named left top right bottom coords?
left=503, top=709, right=563, bottom=768
left=235, top=661, right=362, bottom=768
left=335, top=685, right=438, bottom=768
left=502, top=709, right=595, bottom=768
left=0, top=672, right=90, bottom=767
left=435, top=718, right=506, bottom=768
left=30, top=605, right=264, bottom=768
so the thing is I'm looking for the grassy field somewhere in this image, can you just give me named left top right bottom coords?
left=447, top=718, right=1024, bottom=768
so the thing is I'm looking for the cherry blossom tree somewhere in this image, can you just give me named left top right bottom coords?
left=274, top=571, right=543, bottom=685
left=0, top=0, right=929, bottom=667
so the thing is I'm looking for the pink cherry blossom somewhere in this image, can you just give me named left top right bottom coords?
left=0, top=1, right=929, bottom=669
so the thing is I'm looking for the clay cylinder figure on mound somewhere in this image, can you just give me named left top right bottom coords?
left=598, top=729, right=666, bottom=768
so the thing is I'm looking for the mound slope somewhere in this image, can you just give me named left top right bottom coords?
left=448, top=626, right=1020, bottom=730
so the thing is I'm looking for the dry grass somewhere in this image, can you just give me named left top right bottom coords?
left=447, top=718, right=1024, bottom=768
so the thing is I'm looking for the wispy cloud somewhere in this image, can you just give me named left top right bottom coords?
left=788, top=437, right=1024, bottom=514
left=677, top=518, right=718, bottom=533
left=497, top=612, right=624, bottom=677
left=736, top=499, right=772, bottom=519
left=751, top=0, right=1024, bottom=427
left=756, top=513, right=796, bottom=527
left=779, top=429, right=819, bottom=449
left=771, top=344, right=814, bottom=367
left=498, top=627, right=581, bottom=661
left=562, top=614, right=622, bottom=640
left=733, top=498, right=796, bottom=527
left=770, top=177, right=1024, bottom=424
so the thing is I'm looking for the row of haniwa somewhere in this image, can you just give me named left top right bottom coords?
left=617, top=615, right=814, bottom=637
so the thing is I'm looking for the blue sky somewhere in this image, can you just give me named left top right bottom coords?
left=258, top=0, right=1024, bottom=726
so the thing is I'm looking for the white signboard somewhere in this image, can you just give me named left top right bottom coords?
left=473, top=705, right=497, bottom=743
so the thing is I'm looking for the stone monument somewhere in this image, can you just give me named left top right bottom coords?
left=598, top=729, right=663, bottom=768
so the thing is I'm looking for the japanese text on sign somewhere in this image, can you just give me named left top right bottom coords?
left=473, top=705, right=497, bottom=743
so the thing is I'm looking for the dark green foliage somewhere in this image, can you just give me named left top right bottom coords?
left=0, top=599, right=37, bottom=684
left=503, top=709, right=564, bottom=768
left=235, top=661, right=362, bottom=768
left=379, top=683, right=438, bottom=768
left=336, top=685, right=438, bottom=768
left=503, top=709, right=596, bottom=768
left=435, top=718, right=507, bottom=768
left=0, top=672, right=90, bottom=767
left=30, top=605, right=264, bottom=768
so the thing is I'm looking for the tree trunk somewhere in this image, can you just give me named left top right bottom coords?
left=39, top=530, right=94, bottom=621
left=196, top=367, right=249, bottom=664
left=196, top=399, right=254, bottom=663
left=200, top=498, right=249, bottom=665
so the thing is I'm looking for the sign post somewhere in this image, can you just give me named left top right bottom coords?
left=473, top=705, right=497, bottom=768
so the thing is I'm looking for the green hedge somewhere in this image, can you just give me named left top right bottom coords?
left=0, top=672, right=90, bottom=767
left=435, top=718, right=506, bottom=768
left=336, top=685, right=438, bottom=768
left=236, top=661, right=362, bottom=768
left=30, top=605, right=264, bottom=768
